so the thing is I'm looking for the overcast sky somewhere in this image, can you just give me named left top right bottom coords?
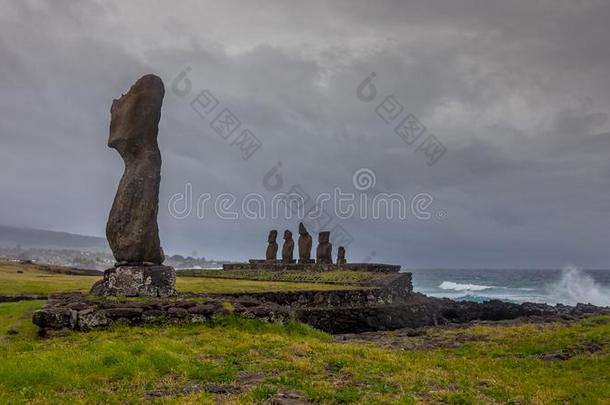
left=1, top=0, right=610, bottom=268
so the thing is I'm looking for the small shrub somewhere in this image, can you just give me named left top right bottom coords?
left=444, top=392, right=473, bottom=405
left=334, top=386, right=361, bottom=403
left=252, top=384, right=277, bottom=401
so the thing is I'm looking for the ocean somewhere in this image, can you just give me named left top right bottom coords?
left=409, top=266, right=610, bottom=306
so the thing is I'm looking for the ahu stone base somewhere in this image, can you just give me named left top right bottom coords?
left=225, top=262, right=401, bottom=272
left=91, top=265, right=176, bottom=297
left=32, top=289, right=608, bottom=335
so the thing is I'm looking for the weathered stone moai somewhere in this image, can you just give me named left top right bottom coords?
left=266, top=230, right=278, bottom=261
left=337, top=246, right=346, bottom=265
left=92, top=74, right=176, bottom=297
left=282, top=230, right=295, bottom=263
left=316, top=231, right=333, bottom=264
left=297, top=222, right=314, bottom=264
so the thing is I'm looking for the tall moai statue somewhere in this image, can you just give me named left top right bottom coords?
left=297, top=222, right=313, bottom=263
left=92, top=74, right=176, bottom=297
left=316, top=231, right=333, bottom=264
left=337, top=246, right=346, bottom=265
left=266, top=230, right=278, bottom=261
left=282, top=230, right=295, bottom=263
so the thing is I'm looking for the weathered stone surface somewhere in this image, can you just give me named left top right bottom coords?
left=89, top=280, right=105, bottom=296
left=92, top=265, right=176, bottom=297
left=105, top=307, right=143, bottom=319
left=281, top=230, right=295, bottom=263
left=0, top=294, right=48, bottom=303
left=223, top=262, right=400, bottom=272
left=235, top=303, right=292, bottom=323
left=265, top=230, right=278, bottom=261
left=63, top=302, right=83, bottom=311
left=94, top=75, right=176, bottom=298
left=297, top=222, right=313, bottom=263
left=106, top=74, right=165, bottom=265
left=77, top=308, right=109, bottom=330
left=32, top=308, right=71, bottom=329
left=188, top=303, right=224, bottom=316
left=316, top=231, right=332, bottom=264
left=167, top=307, right=189, bottom=318
left=142, top=309, right=166, bottom=323
left=337, top=246, right=346, bottom=265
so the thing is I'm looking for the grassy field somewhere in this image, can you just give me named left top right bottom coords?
left=1, top=262, right=609, bottom=404
left=0, top=262, right=352, bottom=295
left=0, top=301, right=609, bottom=404
left=180, top=269, right=386, bottom=285
left=0, top=262, right=100, bottom=295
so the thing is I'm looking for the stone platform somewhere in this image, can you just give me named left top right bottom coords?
left=33, top=272, right=413, bottom=333
left=90, top=265, right=176, bottom=298
left=31, top=268, right=608, bottom=334
left=223, top=261, right=401, bottom=273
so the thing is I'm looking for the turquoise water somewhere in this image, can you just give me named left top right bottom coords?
left=409, top=266, right=610, bottom=306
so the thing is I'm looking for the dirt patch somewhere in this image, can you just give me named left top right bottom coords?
left=336, top=314, right=608, bottom=351
left=540, top=341, right=605, bottom=361
left=203, top=371, right=266, bottom=395
left=145, top=383, right=204, bottom=398
left=34, top=263, right=102, bottom=276
left=0, top=294, right=48, bottom=303
left=144, top=371, right=267, bottom=400
left=337, top=327, right=489, bottom=350
left=265, top=390, right=312, bottom=405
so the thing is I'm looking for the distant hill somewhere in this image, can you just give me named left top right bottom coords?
left=0, top=225, right=108, bottom=251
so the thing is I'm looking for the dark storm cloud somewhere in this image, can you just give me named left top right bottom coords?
left=1, top=0, right=609, bottom=267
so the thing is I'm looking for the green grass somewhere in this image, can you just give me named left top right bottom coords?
left=0, top=301, right=609, bottom=404
left=1, top=262, right=609, bottom=403
left=180, top=269, right=385, bottom=285
left=176, top=277, right=353, bottom=293
left=0, top=262, right=353, bottom=295
left=0, top=262, right=100, bottom=295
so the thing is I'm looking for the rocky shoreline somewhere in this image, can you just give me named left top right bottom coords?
left=32, top=271, right=609, bottom=334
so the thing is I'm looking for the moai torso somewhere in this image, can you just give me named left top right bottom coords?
left=106, top=75, right=165, bottom=265
left=337, top=246, right=346, bottom=265
left=316, top=231, right=333, bottom=264
left=282, top=230, right=294, bottom=263
left=298, top=222, right=313, bottom=263
left=266, top=230, right=278, bottom=261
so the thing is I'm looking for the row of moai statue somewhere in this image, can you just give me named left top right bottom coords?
left=265, top=222, right=346, bottom=265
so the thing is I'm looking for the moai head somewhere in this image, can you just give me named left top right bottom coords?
left=319, top=231, right=330, bottom=244
left=284, top=230, right=293, bottom=241
left=109, top=75, right=165, bottom=156
left=268, top=229, right=278, bottom=243
left=298, top=222, right=309, bottom=236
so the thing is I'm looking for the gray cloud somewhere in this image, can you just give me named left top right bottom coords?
left=1, top=0, right=610, bottom=268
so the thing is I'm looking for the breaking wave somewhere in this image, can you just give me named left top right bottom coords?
left=439, top=281, right=496, bottom=291
left=546, top=265, right=610, bottom=306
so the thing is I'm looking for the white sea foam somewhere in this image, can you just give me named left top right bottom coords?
left=546, top=265, right=610, bottom=306
left=438, top=281, right=496, bottom=291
